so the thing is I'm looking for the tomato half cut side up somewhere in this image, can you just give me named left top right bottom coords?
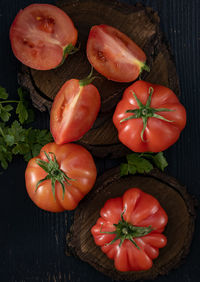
left=50, top=71, right=101, bottom=145
left=86, top=24, right=149, bottom=82
left=10, top=4, right=78, bottom=70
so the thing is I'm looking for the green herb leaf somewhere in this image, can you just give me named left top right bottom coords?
left=120, top=152, right=168, bottom=176
left=16, top=88, right=29, bottom=124
left=120, top=163, right=129, bottom=176
left=152, top=152, right=168, bottom=171
left=16, top=101, right=28, bottom=124
left=0, top=86, right=8, bottom=100
left=0, top=86, right=53, bottom=170
left=0, top=104, right=13, bottom=122
left=127, top=153, right=153, bottom=174
left=4, top=135, right=15, bottom=146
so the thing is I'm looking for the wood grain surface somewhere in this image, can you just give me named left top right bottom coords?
left=67, top=167, right=196, bottom=281
left=0, top=0, right=199, bottom=282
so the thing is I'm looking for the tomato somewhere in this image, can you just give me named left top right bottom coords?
left=86, top=24, right=149, bottom=82
left=50, top=73, right=101, bottom=145
left=91, top=188, right=168, bottom=272
left=10, top=4, right=78, bottom=70
left=113, top=80, right=186, bottom=152
left=25, top=142, right=97, bottom=212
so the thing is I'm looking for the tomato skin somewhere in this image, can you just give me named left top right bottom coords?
left=91, top=188, right=168, bottom=272
left=87, top=24, right=147, bottom=82
left=50, top=79, right=101, bottom=145
left=10, top=4, right=78, bottom=70
left=113, top=80, right=186, bottom=152
left=25, top=143, right=97, bottom=212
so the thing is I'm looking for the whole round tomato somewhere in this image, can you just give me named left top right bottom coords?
left=50, top=74, right=101, bottom=145
left=91, top=188, right=168, bottom=272
left=25, top=142, right=97, bottom=212
left=86, top=24, right=149, bottom=82
left=10, top=4, right=78, bottom=70
left=113, top=80, right=186, bottom=152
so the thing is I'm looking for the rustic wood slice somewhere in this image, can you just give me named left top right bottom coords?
left=67, top=167, right=196, bottom=281
left=18, top=0, right=180, bottom=158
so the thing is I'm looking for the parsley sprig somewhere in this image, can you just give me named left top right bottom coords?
left=0, top=86, right=53, bottom=170
left=120, top=152, right=168, bottom=176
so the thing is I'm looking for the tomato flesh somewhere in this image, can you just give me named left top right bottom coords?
left=87, top=24, right=147, bottom=82
left=10, top=4, right=78, bottom=70
left=50, top=79, right=101, bottom=145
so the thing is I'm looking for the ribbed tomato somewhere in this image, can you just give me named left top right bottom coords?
left=113, top=80, right=186, bottom=152
left=25, top=142, right=97, bottom=212
left=87, top=24, right=149, bottom=82
left=10, top=4, right=78, bottom=70
left=91, top=188, right=168, bottom=272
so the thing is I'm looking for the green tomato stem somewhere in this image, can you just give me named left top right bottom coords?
left=120, top=87, right=175, bottom=142
left=35, top=151, right=75, bottom=200
left=100, top=209, right=152, bottom=249
left=0, top=100, right=19, bottom=104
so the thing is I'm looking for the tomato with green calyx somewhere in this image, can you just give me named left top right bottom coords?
left=86, top=24, right=149, bottom=82
left=25, top=142, right=97, bottom=212
left=91, top=188, right=168, bottom=272
left=113, top=80, right=186, bottom=152
left=10, top=4, right=78, bottom=70
left=50, top=70, right=101, bottom=145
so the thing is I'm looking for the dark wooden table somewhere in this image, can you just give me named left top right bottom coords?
left=0, top=0, right=199, bottom=281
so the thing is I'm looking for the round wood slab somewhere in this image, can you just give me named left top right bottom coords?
left=18, top=0, right=180, bottom=158
left=67, top=167, right=196, bottom=281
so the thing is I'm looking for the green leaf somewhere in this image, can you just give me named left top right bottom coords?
left=16, top=101, right=28, bottom=124
left=12, top=143, right=30, bottom=155
left=23, top=151, right=33, bottom=162
left=0, top=86, right=8, bottom=100
left=0, top=144, right=12, bottom=169
left=25, top=109, right=35, bottom=124
left=127, top=153, right=153, bottom=174
left=120, top=163, right=129, bottom=176
left=16, top=88, right=29, bottom=124
left=32, top=143, right=42, bottom=157
left=4, top=135, right=15, bottom=146
left=0, top=157, right=8, bottom=170
left=36, top=129, right=53, bottom=144
left=0, top=104, right=13, bottom=122
left=128, top=164, right=137, bottom=175
left=120, top=151, right=168, bottom=177
left=153, top=152, right=168, bottom=171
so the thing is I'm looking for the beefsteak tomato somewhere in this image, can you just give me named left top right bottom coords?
left=50, top=72, right=101, bottom=145
left=10, top=4, right=78, bottom=70
left=91, top=188, right=168, bottom=272
left=113, top=80, right=186, bottom=152
left=25, top=142, right=97, bottom=212
left=86, top=24, right=149, bottom=82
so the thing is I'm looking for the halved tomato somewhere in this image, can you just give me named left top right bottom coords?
left=10, top=4, right=78, bottom=70
left=86, top=24, right=149, bottom=82
left=50, top=73, right=101, bottom=144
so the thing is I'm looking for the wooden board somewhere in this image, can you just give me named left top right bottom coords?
left=67, top=167, right=196, bottom=281
left=18, top=0, right=180, bottom=158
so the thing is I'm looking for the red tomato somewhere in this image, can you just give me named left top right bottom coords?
left=25, top=142, right=97, bottom=212
left=10, top=4, right=78, bottom=70
left=86, top=24, right=149, bottom=82
left=91, top=188, right=168, bottom=272
left=50, top=76, right=101, bottom=145
left=113, top=80, right=186, bottom=152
